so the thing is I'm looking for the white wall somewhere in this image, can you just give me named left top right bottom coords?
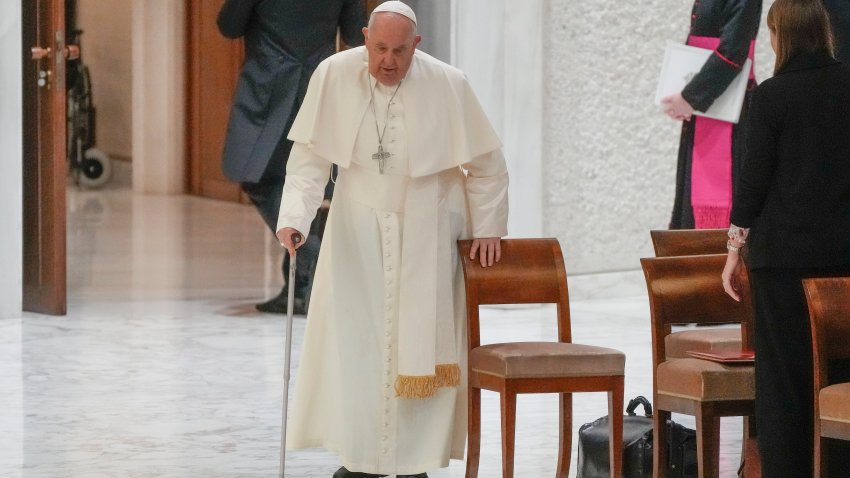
left=453, top=0, right=544, bottom=240
left=0, top=3, right=23, bottom=318
left=131, top=0, right=185, bottom=194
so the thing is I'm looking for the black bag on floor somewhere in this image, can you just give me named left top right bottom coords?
left=576, top=396, right=698, bottom=478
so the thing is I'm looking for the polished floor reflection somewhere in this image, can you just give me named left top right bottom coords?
left=0, top=187, right=744, bottom=477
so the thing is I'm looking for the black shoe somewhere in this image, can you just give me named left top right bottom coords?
left=255, top=290, right=307, bottom=315
left=332, top=466, right=387, bottom=478
left=398, top=474, right=427, bottom=478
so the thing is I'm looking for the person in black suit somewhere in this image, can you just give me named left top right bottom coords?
left=217, top=0, right=366, bottom=314
left=722, top=0, right=850, bottom=475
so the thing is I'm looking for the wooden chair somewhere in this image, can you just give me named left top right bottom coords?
left=650, top=230, right=760, bottom=477
left=459, top=238, right=625, bottom=478
left=641, top=254, right=756, bottom=478
left=804, top=277, right=850, bottom=478
left=649, top=229, right=728, bottom=257
left=650, top=229, right=742, bottom=359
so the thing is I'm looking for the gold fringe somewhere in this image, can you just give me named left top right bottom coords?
left=394, top=375, right=438, bottom=399
left=435, top=363, right=461, bottom=387
left=394, top=363, right=461, bottom=399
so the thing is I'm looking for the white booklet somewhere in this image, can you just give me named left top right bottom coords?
left=654, top=42, right=752, bottom=124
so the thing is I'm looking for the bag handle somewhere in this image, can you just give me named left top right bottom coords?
left=626, top=396, right=653, bottom=417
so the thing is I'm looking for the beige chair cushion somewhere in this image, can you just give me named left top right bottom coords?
left=820, top=382, right=850, bottom=425
left=657, top=358, right=754, bottom=401
left=665, top=327, right=742, bottom=359
left=470, top=342, right=625, bottom=379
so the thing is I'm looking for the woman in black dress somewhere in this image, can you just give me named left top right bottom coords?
left=722, top=0, right=850, bottom=475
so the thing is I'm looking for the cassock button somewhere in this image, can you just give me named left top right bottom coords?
left=382, top=449, right=387, bottom=454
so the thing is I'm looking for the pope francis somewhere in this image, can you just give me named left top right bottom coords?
left=276, top=2, right=509, bottom=476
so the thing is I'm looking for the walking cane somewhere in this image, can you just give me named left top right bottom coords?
left=279, top=232, right=302, bottom=478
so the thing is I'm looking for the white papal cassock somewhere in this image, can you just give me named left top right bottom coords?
left=277, top=46, right=508, bottom=475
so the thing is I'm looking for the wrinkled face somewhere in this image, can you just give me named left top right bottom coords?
left=363, top=13, right=421, bottom=86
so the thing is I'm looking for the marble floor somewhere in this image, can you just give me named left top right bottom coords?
left=0, top=186, right=745, bottom=477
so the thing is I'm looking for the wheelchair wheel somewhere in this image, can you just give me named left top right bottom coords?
left=79, top=147, right=112, bottom=189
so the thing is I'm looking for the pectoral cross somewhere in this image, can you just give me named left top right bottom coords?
left=372, top=145, right=391, bottom=174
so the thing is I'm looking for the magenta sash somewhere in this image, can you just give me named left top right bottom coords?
left=687, top=36, right=755, bottom=228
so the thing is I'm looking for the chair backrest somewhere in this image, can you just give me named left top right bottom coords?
left=804, top=277, right=850, bottom=392
left=650, top=229, right=728, bottom=257
left=641, top=254, right=755, bottom=371
left=458, top=238, right=570, bottom=348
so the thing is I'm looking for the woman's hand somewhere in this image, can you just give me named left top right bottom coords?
left=721, top=251, right=745, bottom=302
left=661, top=93, right=695, bottom=121
left=470, top=237, right=501, bottom=267
left=276, top=227, right=304, bottom=256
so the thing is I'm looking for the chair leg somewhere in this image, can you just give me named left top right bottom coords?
left=695, top=406, right=720, bottom=478
left=500, top=389, right=517, bottom=478
left=608, top=378, right=624, bottom=478
left=555, top=393, right=572, bottom=478
left=814, top=433, right=825, bottom=478
left=466, top=386, right=481, bottom=478
left=741, top=416, right=761, bottom=478
left=654, top=409, right=671, bottom=478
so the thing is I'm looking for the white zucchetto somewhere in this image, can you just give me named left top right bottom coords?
left=372, top=1, right=417, bottom=25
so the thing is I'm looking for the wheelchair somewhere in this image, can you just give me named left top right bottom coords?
left=66, top=28, right=111, bottom=188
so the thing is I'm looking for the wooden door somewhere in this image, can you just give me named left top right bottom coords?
left=22, top=0, right=68, bottom=315
left=186, top=0, right=246, bottom=202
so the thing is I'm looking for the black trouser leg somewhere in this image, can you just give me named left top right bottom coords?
left=239, top=138, right=321, bottom=300
left=751, top=266, right=850, bottom=478
left=751, top=268, right=814, bottom=478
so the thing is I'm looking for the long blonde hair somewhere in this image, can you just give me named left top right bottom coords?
left=767, top=0, right=834, bottom=74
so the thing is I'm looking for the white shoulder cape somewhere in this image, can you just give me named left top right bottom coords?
left=288, top=46, right=501, bottom=177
